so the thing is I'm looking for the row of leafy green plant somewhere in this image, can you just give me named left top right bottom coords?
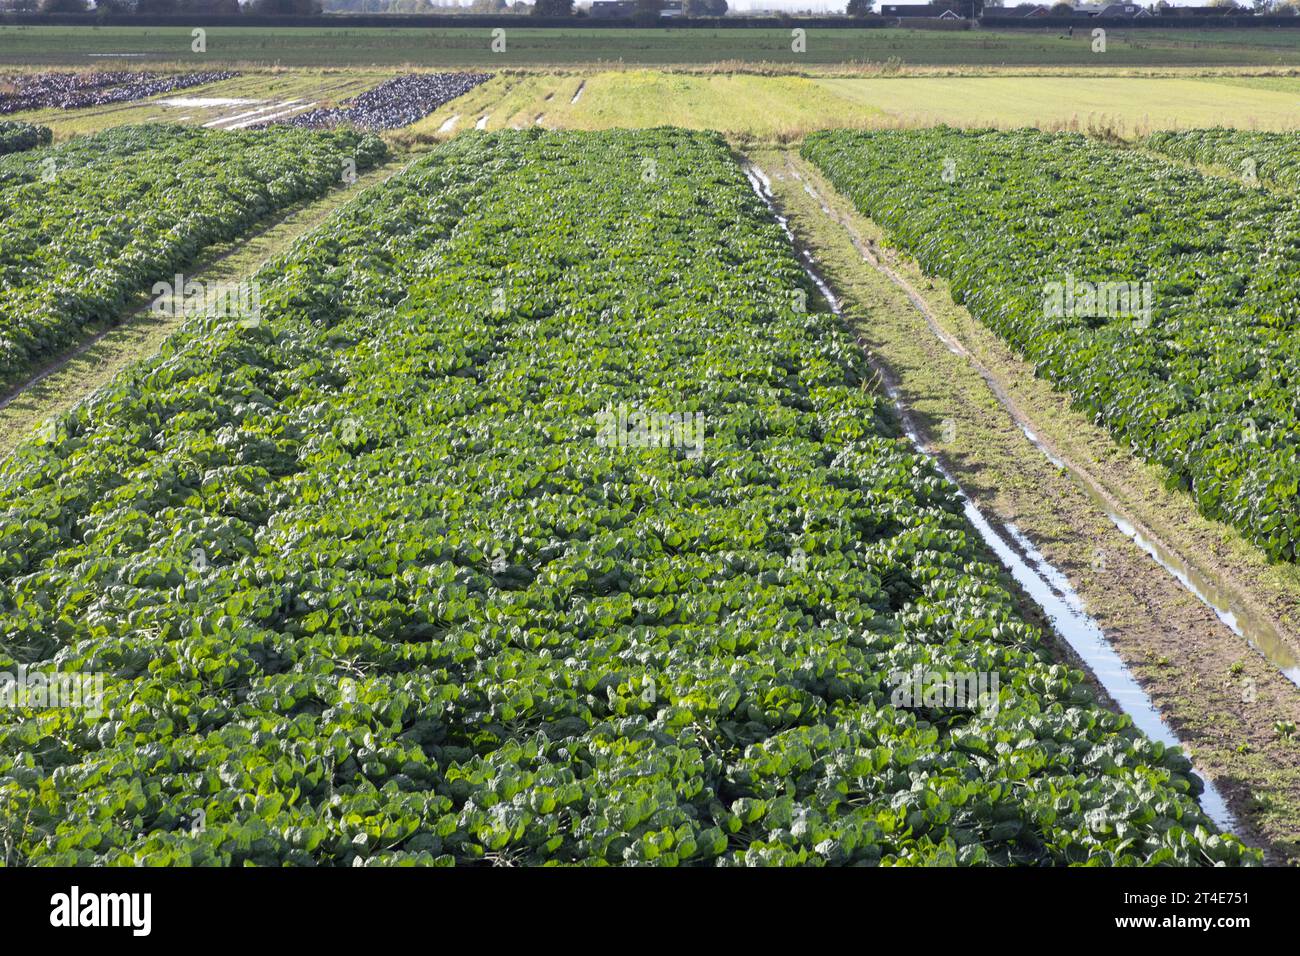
left=804, top=127, right=1300, bottom=562
left=0, top=120, right=51, bottom=156
left=0, top=128, right=1253, bottom=866
left=0, top=124, right=386, bottom=393
left=1145, top=128, right=1300, bottom=192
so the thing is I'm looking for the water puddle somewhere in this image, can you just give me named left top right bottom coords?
left=571, top=81, right=586, bottom=105
left=438, top=114, right=460, bottom=134
left=161, top=97, right=262, bottom=108
left=475, top=115, right=490, bottom=130
left=225, top=102, right=317, bottom=130
left=743, top=161, right=1239, bottom=835
left=202, top=100, right=292, bottom=129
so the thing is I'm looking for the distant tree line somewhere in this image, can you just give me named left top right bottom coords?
left=322, top=0, right=535, bottom=12
left=12, top=0, right=322, bottom=14
left=1, top=0, right=745, bottom=14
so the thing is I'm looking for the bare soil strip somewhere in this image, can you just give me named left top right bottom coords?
left=748, top=146, right=1300, bottom=863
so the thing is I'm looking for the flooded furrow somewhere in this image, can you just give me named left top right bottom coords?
left=743, top=161, right=1239, bottom=835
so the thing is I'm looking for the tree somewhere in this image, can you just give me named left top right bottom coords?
left=684, top=0, right=726, bottom=14
left=38, top=0, right=88, bottom=11
left=846, top=0, right=873, bottom=14
left=250, top=0, right=322, bottom=12
left=1049, top=1, right=1073, bottom=13
left=179, top=0, right=243, bottom=12
left=533, top=0, right=573, bottom=13
left=632, top=0, right=660, bottom=23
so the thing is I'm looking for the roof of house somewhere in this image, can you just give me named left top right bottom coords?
left=881, top=3, right=964, bottom=15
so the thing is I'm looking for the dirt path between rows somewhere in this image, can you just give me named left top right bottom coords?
left=748, top=146, right=1300, bottom=863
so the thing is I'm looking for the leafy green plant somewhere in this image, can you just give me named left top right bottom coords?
left=1145, top=128, right=1300, bottom=192
left=0, top=121, right=51, bottom=156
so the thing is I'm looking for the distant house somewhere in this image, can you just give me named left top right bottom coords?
left=1095, top=3, right=1148, bottom=15
left=1157, top=4, right=1236, bottom=14
left=1003, top=3, right=1050, bottom=15
left=589, top=1, right=636, bottom=16
left=588, top=0, right=683, bottom=15
left=881, top=3, right=967, bottom=16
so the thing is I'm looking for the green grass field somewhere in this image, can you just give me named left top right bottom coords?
left=6, top=24, right=1300, bottom=68
left=391, top=69, right=1300, bottom=140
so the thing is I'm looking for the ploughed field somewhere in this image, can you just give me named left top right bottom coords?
left=0, top=124, right=386, bottom=392
left=804, top=128, right=1300, bottom=564
left=0, top=128, right=1255, bottom=866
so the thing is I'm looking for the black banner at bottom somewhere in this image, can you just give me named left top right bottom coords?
left=0, top=864, right=1285, bottom=942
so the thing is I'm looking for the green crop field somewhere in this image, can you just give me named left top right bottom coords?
left=0, top=127, right=1258, bottom=867
left=0, top=20, right=1298, bottom=897
left=0, top=124, right=386, bottom=390
left=803, top=126, right=1300, bottom=561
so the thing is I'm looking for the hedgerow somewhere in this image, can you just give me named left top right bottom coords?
left=804, top=127, right=1300, bottom=562
left=0, top=129, right=1254, bottom=866
left=0, top=124, right=387, bottom=391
